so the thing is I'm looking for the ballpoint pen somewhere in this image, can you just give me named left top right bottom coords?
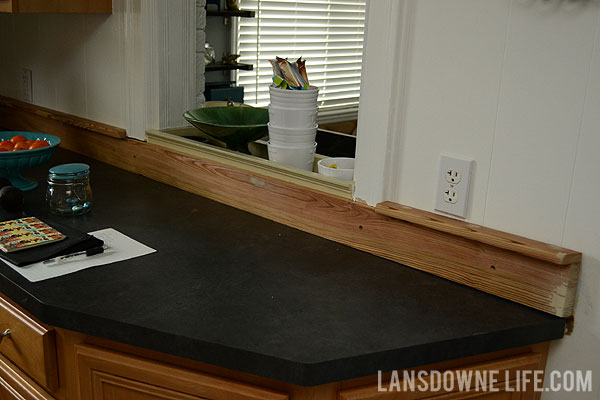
left=42, top=245, right=107, bottom=265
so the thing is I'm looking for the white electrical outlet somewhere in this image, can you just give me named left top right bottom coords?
left=435, top=154, right=473, bottom=218
left=443, top=187, right=458, bottom=204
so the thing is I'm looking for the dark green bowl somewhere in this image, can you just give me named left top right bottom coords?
left=183, top=107, right=269, bottom=153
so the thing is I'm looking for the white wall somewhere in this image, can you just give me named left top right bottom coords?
left=359, top=0, right=600, bottom=397
left=0, top=0, right=200, bottom=139
left=0, top=2, right=130, bottom=130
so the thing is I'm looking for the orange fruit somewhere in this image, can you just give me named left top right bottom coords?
left=0, top=140, right=14, bottom=151
left=28, top=140, right=50, bottom=150
left=12, top=142, right=30, bottom=151
left=10, top=135, right=27, bottom=144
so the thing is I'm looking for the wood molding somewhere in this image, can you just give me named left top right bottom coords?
left=0, top=103, right=581, bottom=317
left=0, top=96, right=125, bottom=139
left=375, top=201, right=581, bottom=266
left=0, top=354, right=55, bottom=400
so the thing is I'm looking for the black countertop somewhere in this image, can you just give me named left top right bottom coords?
left=0, top=150, right=564, bottom=386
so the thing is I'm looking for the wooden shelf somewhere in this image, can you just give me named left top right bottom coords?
left=205, top=63, right=253, bottom=72
left=206, top=9, right=255, bottom=18
left=0, top=0, right=111, bottom=13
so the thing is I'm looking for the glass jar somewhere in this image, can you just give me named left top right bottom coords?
left=46, top=163, right=93, bottom=215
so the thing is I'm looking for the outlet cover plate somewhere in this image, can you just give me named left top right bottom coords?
left=435, top=154, right=473, bottom=218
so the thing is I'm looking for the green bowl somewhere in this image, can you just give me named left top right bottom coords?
left=183, top=107, right=269, bottom=153
left=0, top=131, right=61, bottom=191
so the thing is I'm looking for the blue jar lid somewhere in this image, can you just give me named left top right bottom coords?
left=49, top=163, right=90, bottom=179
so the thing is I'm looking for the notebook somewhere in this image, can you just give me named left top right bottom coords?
left=0, top=218, right=104, bottom=267
left=0, top=217, right=66, bottom=253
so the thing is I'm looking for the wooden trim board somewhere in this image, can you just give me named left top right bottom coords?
left=147, top=128, right=355, bottom=199
left=375, top=202, right=581, bottom=266
left=0, top=101, right=581, bottom=317
left=0, top=96, right=126, bottom=139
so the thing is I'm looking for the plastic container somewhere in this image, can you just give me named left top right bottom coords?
left=317, top=157, right=355, bottom=181
left=267, top=141, right=317, bottom=171
left=46, top=163, right=93, bottom=215
left=268, top=123, right=317, bottom=144
left=269, top=85, right=319, bottom=100
left=269, top=85, right=319, bottom=107
left=268, top=104, right=318, bottom=129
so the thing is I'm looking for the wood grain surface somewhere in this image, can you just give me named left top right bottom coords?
left=0, top=0, right=111, bottom=13
left=0, top=97, right=125, bottom=139
left=0, top=297, right=58, bottom=391
left=375, top=201, right=581, bottom=265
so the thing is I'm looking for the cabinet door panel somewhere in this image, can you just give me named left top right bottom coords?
left=76, top=344, right=288, bottom=400
left=91, top=371, right=208, bottom=400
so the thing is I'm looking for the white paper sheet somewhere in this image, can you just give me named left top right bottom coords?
left=2, top=228, right=156, bottom=282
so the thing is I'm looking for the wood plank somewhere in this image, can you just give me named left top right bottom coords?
left=8, top=0, right=111, bottom=13
left=0, top=103, right=580, bottom=317
left=0, top=97, right=124, bottom=139
left=147, top=128, right=354, bottom=199
left=375, top=201, right=581, bottom=265
left=0, top=1, right=14, bottom=12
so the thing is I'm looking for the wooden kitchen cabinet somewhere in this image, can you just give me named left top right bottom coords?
left=0, top=0, right=111, bottom=14
left=0, top=354, right=55, bottom=400
left=0, top=296, right=58, bottom=392
left=75, top=344, right=289, bottom=400
left=339, top=353, right=545, bottom=400
left=75, top=343, right=546, bottom=400
left=0, top=292, right=551, bottom=400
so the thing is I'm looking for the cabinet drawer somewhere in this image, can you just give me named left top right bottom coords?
left=0, top=353, right=55, bottom=400
left=76, top=344, right=288, bottom=400
left=0, top=297, right=57, bottom=391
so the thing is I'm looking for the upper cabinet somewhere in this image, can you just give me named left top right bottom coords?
left=0, top=0, right=111, bottom=13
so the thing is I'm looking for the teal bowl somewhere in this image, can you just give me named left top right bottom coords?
left=0, top=131, right=61, bottom=191
left=184, top=107, right=269, bottom=153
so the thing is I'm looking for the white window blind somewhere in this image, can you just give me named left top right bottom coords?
left=235, top=0, right=366, bottom=122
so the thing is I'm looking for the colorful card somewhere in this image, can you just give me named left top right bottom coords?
left=0, top=217, right=66, bottom=253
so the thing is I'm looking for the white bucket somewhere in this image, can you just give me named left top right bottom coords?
left=317, top=157, right=355, bottom=181
left=268, top=123, right=317, bottom=145
left=268, top=104, right=318, bottom=129
left=267, top=141, right=317, bottom=171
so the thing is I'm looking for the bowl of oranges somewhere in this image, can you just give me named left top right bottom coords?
left=0, top=131, right=61, bottom=191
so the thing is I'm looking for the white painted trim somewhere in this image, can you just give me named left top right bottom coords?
left=120, top=0, right=149, bottom=140
left=119, top=0, right=196, bottom=140
left=353, top=0, right=416, bottom=205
